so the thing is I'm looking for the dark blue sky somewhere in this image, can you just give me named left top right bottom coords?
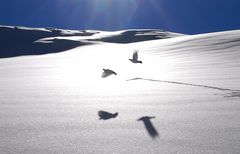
left=0, top=0, right=239, bottom=34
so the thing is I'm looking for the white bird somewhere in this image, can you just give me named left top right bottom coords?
left=129, top=50, right=142, bottom=64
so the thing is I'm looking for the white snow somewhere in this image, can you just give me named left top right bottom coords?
left=0, top=27, right=240, bottom=154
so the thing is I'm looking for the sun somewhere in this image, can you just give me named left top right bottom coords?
left=86, top=0, right=138, bottom=29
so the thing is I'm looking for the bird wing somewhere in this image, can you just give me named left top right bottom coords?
left=133, top=51, right=138, bottom=60
left=110, top=70, right=117, bottom=75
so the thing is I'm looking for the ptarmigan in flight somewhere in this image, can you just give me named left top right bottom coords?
left=101, top=69, right=117, bottom=78
left=129, top=50, right=142, bottom=64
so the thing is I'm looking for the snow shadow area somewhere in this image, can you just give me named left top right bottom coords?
left=91, top=30, right=176, bottom=43
left=0, top=26, right=94, bottom=58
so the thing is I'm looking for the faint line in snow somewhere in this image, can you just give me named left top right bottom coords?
left=127, top=78, right=240, bottom=92
left=224, top=92, right=240, bottom=98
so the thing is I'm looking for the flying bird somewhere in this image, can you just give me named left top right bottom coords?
left=102, top=69, right=117, bottom=78
left=129, top=50, right=142, bottom=64
left=98, top=111, right=118, bottom=120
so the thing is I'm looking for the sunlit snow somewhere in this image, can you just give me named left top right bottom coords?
left=0, top=26, right=240, bottom=154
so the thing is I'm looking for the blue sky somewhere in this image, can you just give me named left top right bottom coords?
left=0, top=0, right=239, bottom=34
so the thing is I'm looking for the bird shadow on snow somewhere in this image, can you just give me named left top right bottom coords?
left=138, top=116, right=159, bottom=139
left=98, top=111, right=118, bottom=120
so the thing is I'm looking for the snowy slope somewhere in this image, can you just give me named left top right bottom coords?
left=0, top=26, right=240, bottom=154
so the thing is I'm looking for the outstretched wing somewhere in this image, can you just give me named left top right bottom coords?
left=110, top=70, right=117, bottom=75
left=133, top=51, right=138, bottom=61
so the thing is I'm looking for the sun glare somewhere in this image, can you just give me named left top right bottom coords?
left=86, top=0, right=138, bottom=29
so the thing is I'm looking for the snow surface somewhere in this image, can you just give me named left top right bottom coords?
left=0, top=26, right=240, bottom=154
